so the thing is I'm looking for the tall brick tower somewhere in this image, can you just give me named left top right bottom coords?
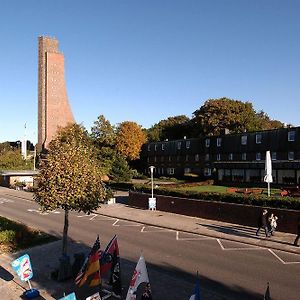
left=38, top=36, right=75, bottom=151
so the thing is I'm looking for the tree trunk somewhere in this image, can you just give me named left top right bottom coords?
left=62, top=208, right=69, bottom=256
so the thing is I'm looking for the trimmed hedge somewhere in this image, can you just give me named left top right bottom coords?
left=130, top=184, right=300, bottom=210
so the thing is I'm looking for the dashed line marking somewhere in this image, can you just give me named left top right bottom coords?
left=217, top=239, right=263, bottom=251
left=176, top=231, right=214, bottom=241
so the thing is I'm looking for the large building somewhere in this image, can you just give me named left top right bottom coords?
left=141, top=126, right=300, bottom=186
left=38, top=36, right=75, bottom=151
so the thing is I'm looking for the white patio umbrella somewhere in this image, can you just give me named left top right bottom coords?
left=264, top=150, right=273, bottom=197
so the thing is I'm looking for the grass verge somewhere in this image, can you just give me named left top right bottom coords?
left=0, top=215, right=58, bottom=253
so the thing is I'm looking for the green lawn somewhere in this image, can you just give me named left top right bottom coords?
left=0, top=216, right=57, bottom=253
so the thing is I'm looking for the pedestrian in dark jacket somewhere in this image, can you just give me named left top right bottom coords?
left=256, top=209, right=270, bottom=237
left=293, top=217, right=300, bottom=247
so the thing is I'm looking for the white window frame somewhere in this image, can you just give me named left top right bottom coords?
left=168, top=168, right=175, bottom=175
left=242, top=153, right=247, bottom=161
left=195, top=154, right=199, bottom=162
left=271, top=152, right=277, bottom=160
left=185, top=154, right=189, bottom=162
left=256, top=152, right=261, bottom=161
left=204, top=168, right=211, bottom=176
left=288, top=131, right=295, bottom=141
left=256, top=133, right=262, bottom=144
left=217, top=138, right=222, bottom=147
left=288, top=151, right=294, bottom=160
left=241, top=135, right=247, bottom=145
left=205, top=138, right=210, bottom=147
left=217, top=154, right=221, bottom=161
left=161, top=143, right=165, bottom=150
left=186, top=140, right=191, bottom=149
left=205, top=154, right=209, bottom=161
left=229, top=153, right=233, bottom=161
left=177, top=141, right=182, bottom=150
left=147, top=144, right=151, bottom=151
left=154, top=144, right=157, bottom=151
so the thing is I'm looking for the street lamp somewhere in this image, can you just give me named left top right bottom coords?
left=148, top=166, right=156, bottom=210
left=149, top=166, right=155, bottom=198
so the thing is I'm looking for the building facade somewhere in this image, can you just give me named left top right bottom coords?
left=38, top=36, right=75, bottom=151
left=140, top=126, right=300, bottom=186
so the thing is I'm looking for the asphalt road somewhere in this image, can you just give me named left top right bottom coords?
left=0, top=190, right=299, bottom=300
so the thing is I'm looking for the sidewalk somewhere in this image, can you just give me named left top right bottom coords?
left=96, top=193, right=300, bottom=255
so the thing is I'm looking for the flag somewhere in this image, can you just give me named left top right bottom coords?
left=126, top=255, right=150, bottom=300
left=101, top=235, right=122, bottom=296
left=140, top=283, right=152, bottom=300
left=264, top=282, right=271, bottom=300
left=75, top=236, right=101, bottom=287
left=189, top=278, right=200, bottom=300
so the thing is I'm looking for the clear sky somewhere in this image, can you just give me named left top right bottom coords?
left=0, top=0, right=299, bottom=143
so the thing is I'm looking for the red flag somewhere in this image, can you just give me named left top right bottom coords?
left=100, top=235, right=119, bottom=275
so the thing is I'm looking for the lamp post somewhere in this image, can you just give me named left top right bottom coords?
left=148, top=166, right=156, bottom=210
left=149, top=166, right=155, bottom=198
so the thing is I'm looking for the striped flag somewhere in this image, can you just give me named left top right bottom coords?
left=75, top=235, right=101, bottom=287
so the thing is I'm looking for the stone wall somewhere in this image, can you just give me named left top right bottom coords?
left=129, top=191, right=300, bottom=234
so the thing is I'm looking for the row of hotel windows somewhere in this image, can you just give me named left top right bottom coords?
left=153, top=167, right=211, bottom=176
left=148, top=131, right=296, bottom=151
left=148, top=151, right=297, bottom=163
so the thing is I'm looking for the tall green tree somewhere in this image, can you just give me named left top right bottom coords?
left=115, top=121, right=147, bottom=161
left=34, top=124, right=105, bottom=263
left=90, top=115, right=117, bottom=174
left=192, top=97, right=261, bottom=135
left=147, top=115, right=191, bottom=142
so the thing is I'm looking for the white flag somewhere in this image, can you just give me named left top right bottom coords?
left=126, top=255, right=149, bottom=300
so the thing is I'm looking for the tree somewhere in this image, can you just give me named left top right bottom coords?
left=115, top=121, right=147, bottom=161
left=146, top=115, right=191, bottom=142
left=110, top=154, right=133, bottom=182
left=90, top=115, right=117, bottom=174
left=192, top=97, right=261, bottom=135
left=34, top=123, right=106, bottom=279
left=255, top=111, right=284, bottom=130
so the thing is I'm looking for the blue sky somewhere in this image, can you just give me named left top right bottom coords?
left=0, top=0, right=299, bottom=143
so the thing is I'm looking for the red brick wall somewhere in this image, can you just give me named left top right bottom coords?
left=129, top=191, right=300, bottom=234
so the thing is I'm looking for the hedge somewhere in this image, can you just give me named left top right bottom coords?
left=109, top=182, right=300, bottom=210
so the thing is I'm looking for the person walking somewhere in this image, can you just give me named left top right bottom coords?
left=293, top=217, right=300, bottom=247
left=256, top=209, right=270, bottom=237
left=268, top=213, right=278, bottom=236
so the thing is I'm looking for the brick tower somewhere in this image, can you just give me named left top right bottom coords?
left=38, top=36, right=75, bottom=151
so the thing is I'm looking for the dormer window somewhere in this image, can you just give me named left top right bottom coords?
left=217, top=138, right=222, bottom=147
left=256, top=134, right=262, bottom=144
left=205, top=139, right=210, bottom=147
left=241, top=135, right=247, bottom=145
left=288, top=131, right=295, bottom=141
left=186, top=141, right=190, bottom=149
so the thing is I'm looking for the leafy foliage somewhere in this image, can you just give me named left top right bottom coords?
left=110, top=154, right=134, bottom=182
left=0, top=144, right=33, bottom=170
left=115, top=121, right=147, bottom=161
left=146, top=115, right=191, bottom=142
left=90, top=115, right=117, bottom=175
left=34, top=123, right=105, bottom=213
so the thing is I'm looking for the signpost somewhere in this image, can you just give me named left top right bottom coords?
left=148, top=166, right=156, bottom=210
left=11, top=254, right=40, bottom=299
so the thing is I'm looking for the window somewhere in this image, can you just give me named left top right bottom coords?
left=217, top=154, right=221, bottom=161
left=288, top=131, right=295, bottom=141
left=217, top=138, right=222, bottom=147
left=184, top=167, right=191, bottom=174
left=204, top=168, right=211, bottom=176
left=168, top=156, right=171, bottom=162
left=161, top=143, right=165, bottom=150
left=229, top=153, right=233, bottom=161
left=185, top=155, right=189, bottom=162
left=256, top=152, right=261, bottom=161
left=177, top=141, right=182, bottom=150
left=271, top=152, right=277, bottom=160
left=205, top=154, right=209, bottom=161
left=205, top=138, right=210, bottom=147
left=154, top=156, right=157, bottom=162
left=195, top=154, right=199, bottom=162
left=256, top=133, right=262, bottom=144
left=186, top=140, right=191, bottom=149
left=168, top=168, right=174, bottom=175
left=147, top=157, right=150, bottom=162
left=147, top=144, right=151, bottom=151
left=241, top=135, right=247, bottom=145
left=177, top=155, right=180, bottom=161
left=161, top=168, right=164, bottom=175
left=242, top=153, right=247, bottom=160
left=154, top=144, right=157, bottom=151
left=288, top=151, right=294, bottom=160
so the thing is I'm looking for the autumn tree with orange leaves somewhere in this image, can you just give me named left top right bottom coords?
left=115, top=121, right=147, bottom=161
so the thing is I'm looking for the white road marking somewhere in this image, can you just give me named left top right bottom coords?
left=112, top=219, right=142, bottom=227
left=176, top=231, right=214, bottom=241
left=268, top=249, right=300, bottom=265
left=78, top=213, right=98, bottom=220
left=0, top=198, right=14, bottom=204
left=140, top=225, right=174, bottom=233
left=217, top=239, right=263, bottom=251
